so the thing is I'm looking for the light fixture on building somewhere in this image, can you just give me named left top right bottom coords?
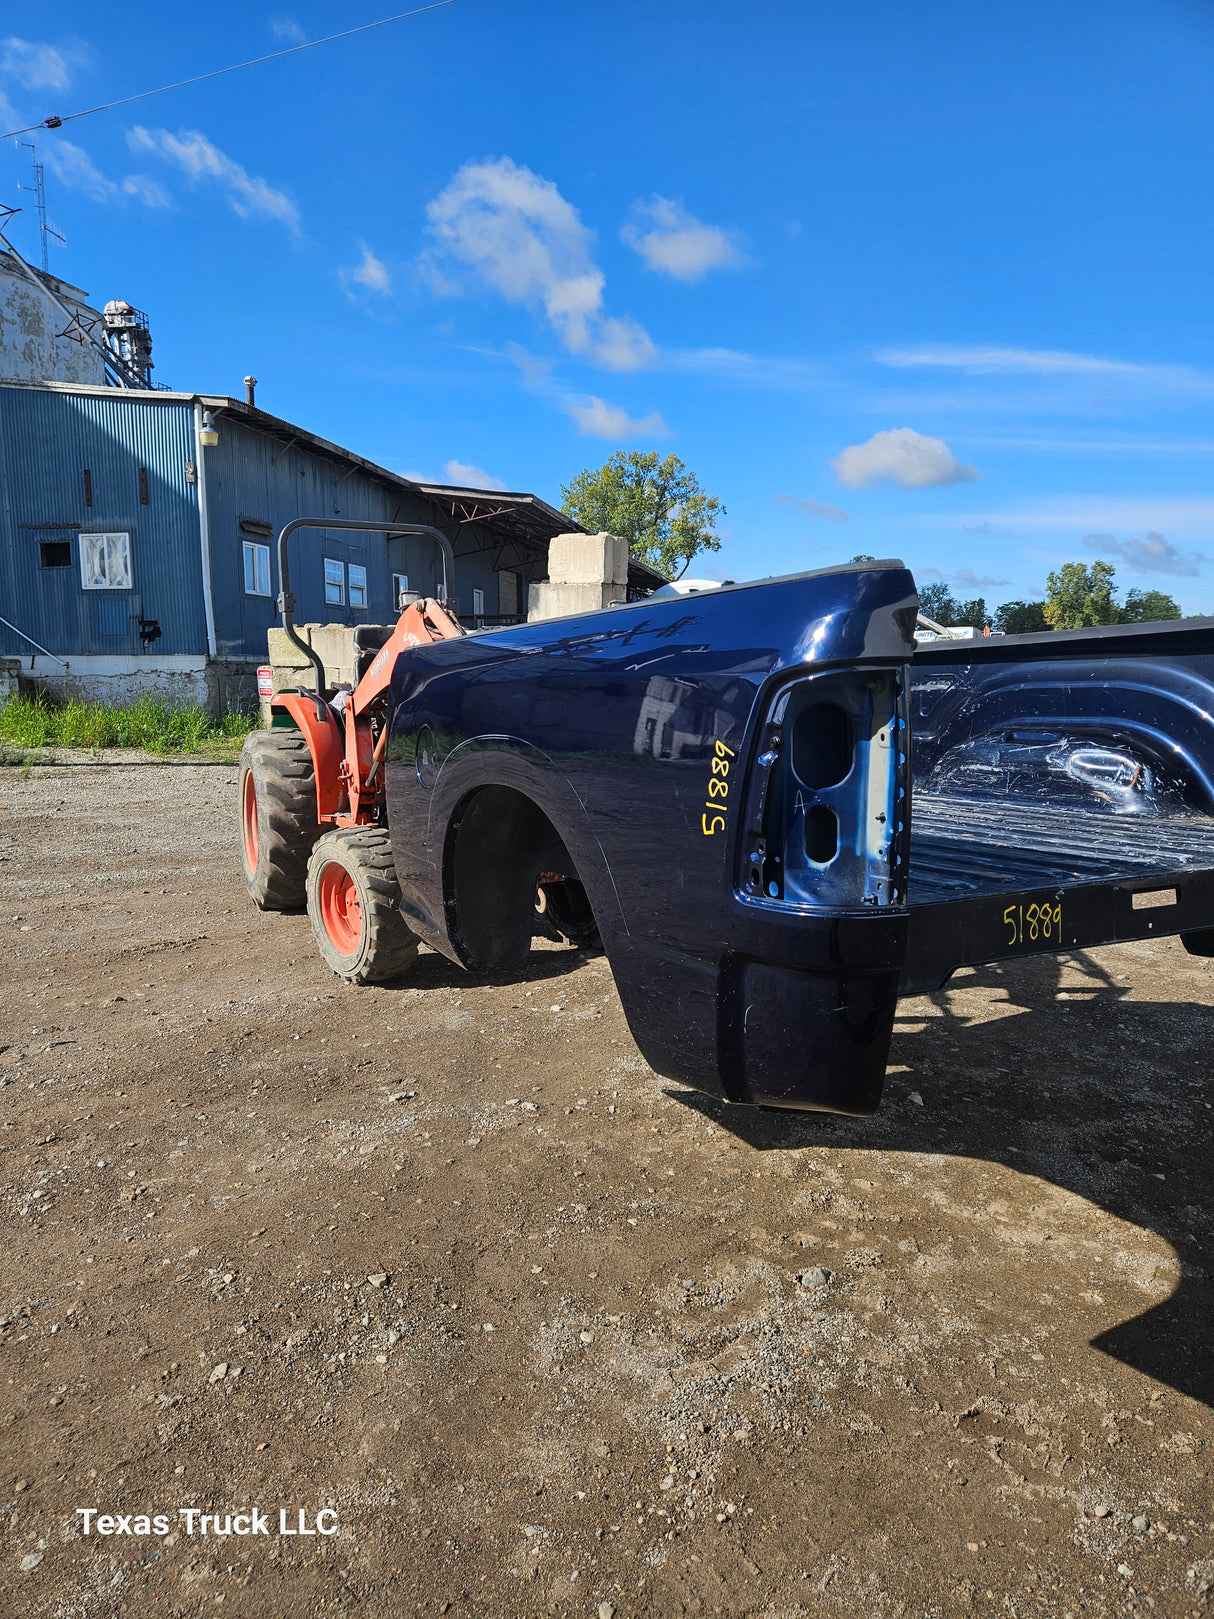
left=199, top=411, right=219, bottom=448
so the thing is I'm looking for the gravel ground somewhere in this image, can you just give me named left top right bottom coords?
left=1, top=753, right=1212, bottom=1618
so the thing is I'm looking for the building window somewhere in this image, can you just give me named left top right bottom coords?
left=80, top=532, right=131, bottom=590
left=243, top=541, right=271, bottom=596
left=324, top=557, right=345, bottom=606
left=392, top=572, right=410, bottom=610
left=472, top=588, right=485, bottom=618
left=40, top=541, right=72, bottom=568
left=348, top=563, right=368, bottom=609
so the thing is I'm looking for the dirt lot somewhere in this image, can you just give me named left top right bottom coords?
left=1, top=753, right=1212, bottom=1618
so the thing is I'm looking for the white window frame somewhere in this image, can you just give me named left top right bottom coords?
left=392, top=572, right=410, bottom=610
left=324, top=557, right=345, bottom=606
left=80, top=532, right=131, bottom=591
left=348, top=562, right=368, bottom=610
left=243, top=540, right=271, bottom=597
left=472, top=588, right=485, bottom=617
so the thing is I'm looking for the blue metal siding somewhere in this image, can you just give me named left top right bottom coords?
left=0, top=388, right=534, bottom=669
left=0, top=387, right=205, bottom=658
left=204, top=422, right=463, bottom=658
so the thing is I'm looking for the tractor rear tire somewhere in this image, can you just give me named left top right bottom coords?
left=306, top=827, right=420, bottom=985
left=240, top=730, right=323, bottom=911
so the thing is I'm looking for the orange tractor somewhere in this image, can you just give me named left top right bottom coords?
left=238, top=519, right=463, bottom=982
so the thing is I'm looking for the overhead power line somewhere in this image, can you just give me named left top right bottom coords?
left=1, top=1, right=459, bottom=142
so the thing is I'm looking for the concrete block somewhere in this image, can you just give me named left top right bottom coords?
left=308, top=623, right=360, bottom=684
left=266, top=626, right=311, bottom=670
left=610, top=534, right=629, bottom=586
left=548, top=532, right=629, bottom=587
left=528, top=581, right=625, bottom=621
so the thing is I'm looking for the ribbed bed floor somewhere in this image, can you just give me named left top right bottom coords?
left=909, top=792, right=1214, bottom=904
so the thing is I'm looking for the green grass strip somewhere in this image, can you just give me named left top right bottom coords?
left=0, top=693, right=258, bottom=754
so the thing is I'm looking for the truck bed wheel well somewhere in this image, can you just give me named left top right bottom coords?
left=446, top=785, right=584, bottom=971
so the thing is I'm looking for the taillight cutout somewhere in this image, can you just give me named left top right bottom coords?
left=803, top=804, right=839, bottom=864
left=792, top=702, right=854, bottom=789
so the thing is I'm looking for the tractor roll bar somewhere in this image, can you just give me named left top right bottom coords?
left=275, top=517, right=456, bottom=699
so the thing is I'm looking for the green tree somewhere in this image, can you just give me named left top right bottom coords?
left=1044, top=560, right=1120, bottom=629
left=917, top=582, right=960, bottom=625
left=560, top=451, right=724, bottom=579
left=1119, top=587, right=1181, bottom=624
left=917, top=583, right=987, bottom=628
left=994, top=599, right=1049, bottom=634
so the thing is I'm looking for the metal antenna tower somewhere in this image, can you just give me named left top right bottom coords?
left=17, top=142, right=65, bottom=272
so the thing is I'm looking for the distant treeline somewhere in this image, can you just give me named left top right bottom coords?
left=920, top=560, right=1189, bottom=634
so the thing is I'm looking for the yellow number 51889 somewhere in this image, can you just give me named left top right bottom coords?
left=701, top=738, right=736, bottom=835
left=1003, top=901, right=1062, bottom=945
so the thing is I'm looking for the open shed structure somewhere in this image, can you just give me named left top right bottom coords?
left=0, top=380, right=665, bottom=712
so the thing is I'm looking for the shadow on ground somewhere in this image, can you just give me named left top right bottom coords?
left=668, top=948, right=1214, bottom=1407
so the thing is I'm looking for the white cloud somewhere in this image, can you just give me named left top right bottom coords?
left=926, top=497, right=1214, bottom=538
left=953, top=568, right=1010, bottom=587
left=565, top=395, right=669, bottom=439
left=1082, top=531, right=1208, bottom=577
left=0, top=37, right=85, bottom=93
left=917, top=566, right=1011, bottom=588
left=443, top=459, right=507, bottom=490
left=121, top=174, right=170, bottom=208
left=270, top=18, right=307, bottom=43
left=876, top=344, right=1208, bottom=391
left=832, top=428, right=979, bottom=491
left=40, top=138, right=170, bottom=208
left=341, top=242, right=392, bottom=296
left=41, top=139, right=116, bottom=203
left=590, top=315, right=656, bottom=372
left=665, top=347, right=818, bottom=389
left=959, top=434, right=1214, bottom=453
left=776, top=494, right=849, bottom=522
left=501, top=342, right=670, bottom=439
left=425, top=156, right=654, bottom=371
left=622, top=196, right=746, bottom=282
left=127, top=126, right=300, bottom=233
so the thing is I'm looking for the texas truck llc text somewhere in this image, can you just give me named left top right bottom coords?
left=76, top=1507, right=337, bottom=1538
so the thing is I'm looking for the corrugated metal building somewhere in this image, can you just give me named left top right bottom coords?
left=0, top=379, right=661, bottom=710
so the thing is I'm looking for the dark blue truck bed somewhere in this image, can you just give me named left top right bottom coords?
left=380, top=563, right=1214, bottom=1115
left=908, top=616, right=1214, bottom=993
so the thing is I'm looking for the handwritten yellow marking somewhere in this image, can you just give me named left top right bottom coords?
left=701, top=738, right=736, bottom=834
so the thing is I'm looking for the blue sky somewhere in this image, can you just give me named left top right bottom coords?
left=3, top=0, right=1214, bottom=609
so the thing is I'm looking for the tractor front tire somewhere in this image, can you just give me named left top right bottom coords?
left=307, top=827, right=420, bottom=985
left=240, top=730, right=323, bottom=911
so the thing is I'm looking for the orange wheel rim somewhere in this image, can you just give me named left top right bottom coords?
left=242, top=771, right=259, bottom=870
left=317, top=861, right=363, bottom=955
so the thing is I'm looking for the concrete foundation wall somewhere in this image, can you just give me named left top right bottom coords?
left=13, top=653, right=261, bottom=716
